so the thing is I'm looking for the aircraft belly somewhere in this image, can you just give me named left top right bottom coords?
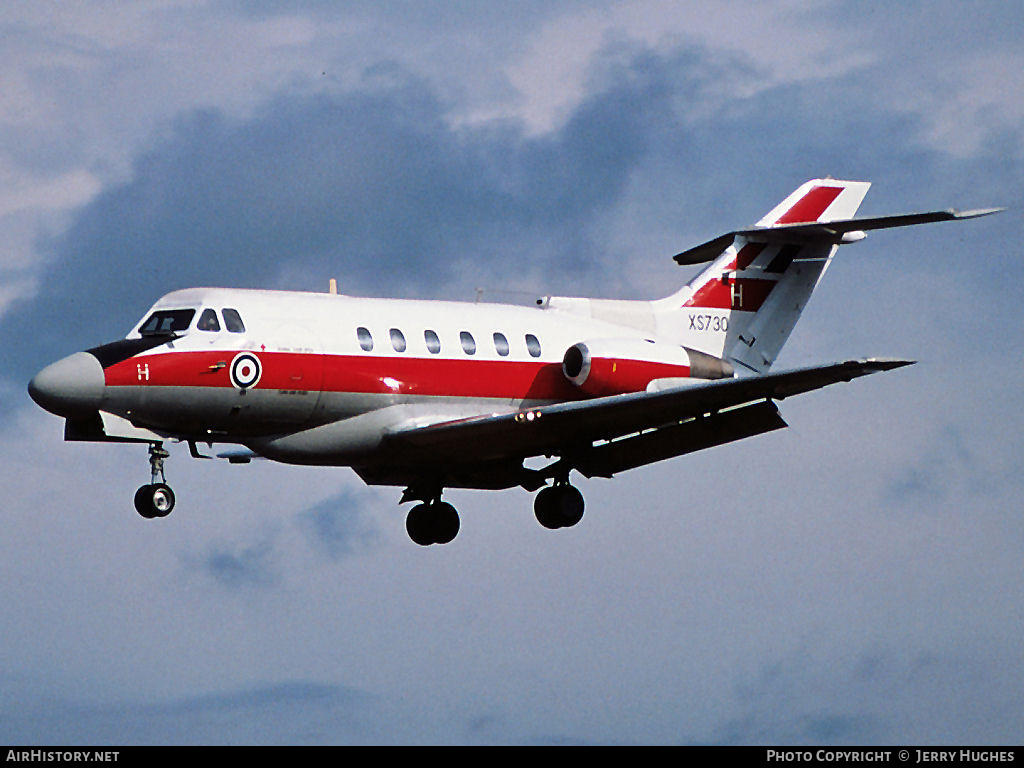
left=311, top=390, right=528, bottom=423
left=353, top=460, right=533, bottom=491
left=105, top=385, right=320, bottom=436
left=247, top=394, right=525, bottom=466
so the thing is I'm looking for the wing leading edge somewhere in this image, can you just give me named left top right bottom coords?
left=384, top=358, right=913, bottom=484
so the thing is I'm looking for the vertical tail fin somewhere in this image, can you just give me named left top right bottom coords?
left=657, top=179, right=871, bottom=373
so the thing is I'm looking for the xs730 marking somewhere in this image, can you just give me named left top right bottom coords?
left=688, top=313, right=728, bottom=332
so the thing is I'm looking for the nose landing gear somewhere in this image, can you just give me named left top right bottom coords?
left=134, top=442, right=175, bottom=519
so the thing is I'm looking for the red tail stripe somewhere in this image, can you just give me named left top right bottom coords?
left=775, top=185, right=843, bottom=224
left=684, top=277, right=775, bottom=312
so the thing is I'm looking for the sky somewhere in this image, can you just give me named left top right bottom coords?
left=1, top=0, right=1022, bottom=746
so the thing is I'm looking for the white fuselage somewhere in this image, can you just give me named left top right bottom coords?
left=100, top=287, right=690, bottom=450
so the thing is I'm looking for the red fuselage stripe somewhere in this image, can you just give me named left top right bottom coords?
left=104, top=351, right=689, bottom=400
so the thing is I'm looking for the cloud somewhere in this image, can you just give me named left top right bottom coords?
left=6, top=31, right=1021, bottom=393
left=296, top=489, right=384, bottom=559
left=883, top=423, right=978, bottom=507
left=3, top=7, right=1024, bottom=746
left=0, top=63, right=652, bottom=385
left=0, top=680, right=379, bottom=745
left=184, top=532, right=282, bottom=589
left=177, top=485, right=386, bottom=588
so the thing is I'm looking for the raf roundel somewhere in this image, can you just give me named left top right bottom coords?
left=229, top=352, right=262, bottom=390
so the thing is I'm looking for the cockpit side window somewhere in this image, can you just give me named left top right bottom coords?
left=139, top=309, right=196, bottom=336
left=197, top=308, right=221, bottom=332
left=222, top=308, right=245, bottom=333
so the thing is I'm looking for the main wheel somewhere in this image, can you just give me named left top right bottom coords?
left=534, top=484, right=585, bottom=529
left=534, top=486, right=562, bottom=529
left=134, top=483, right=175, bottom=519
left=557, top=485, right=584, bottom=528
left=406, top=501, right=461, bottom=546
left=432, top=501, right=460, bottom=545
left=406, top=503, right=435, bottom=546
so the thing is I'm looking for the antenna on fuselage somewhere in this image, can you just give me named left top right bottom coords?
left=329, top=278, right=338, bottom=295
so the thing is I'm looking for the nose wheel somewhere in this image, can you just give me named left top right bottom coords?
left=134, top=482, right=175, bottom=519
left=134, top=443, right=176, bottom=519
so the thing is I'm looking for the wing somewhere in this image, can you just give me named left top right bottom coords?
left=382, top=358, right=912, bottom=485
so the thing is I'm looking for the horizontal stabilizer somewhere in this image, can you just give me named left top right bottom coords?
left=673, top=207, right=1002, bottom=265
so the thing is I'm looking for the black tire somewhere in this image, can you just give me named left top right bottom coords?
left=432, top=501, right=460, bottom=545
left=406, top=503, right=435, bottom=546
left=134, top=484, right=157, bottom=518
left=557, top=485, right=585, bottom=528
left=134, top=483, right=175, bottom=519
left=534, top=485, right=585, bottom=529
left=534, top=486, right=563, bottom=529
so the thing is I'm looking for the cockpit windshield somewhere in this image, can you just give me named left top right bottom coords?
left=139, top=309, right=196, bottom=336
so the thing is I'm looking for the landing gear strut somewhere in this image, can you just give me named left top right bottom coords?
left=534, top=481, right=585, bottom=530
left=134, top=442, right=175, bottom=519
left=402, top=484, right=460, bottom=546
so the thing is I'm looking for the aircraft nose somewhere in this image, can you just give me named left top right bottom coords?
left=28, top=351, right=105, bottom=417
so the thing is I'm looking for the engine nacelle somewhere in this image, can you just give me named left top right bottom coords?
left=562, top=338, right=733, bottom=397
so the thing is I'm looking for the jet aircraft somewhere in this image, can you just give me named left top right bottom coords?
left=28, top=179, right=998, bottom=544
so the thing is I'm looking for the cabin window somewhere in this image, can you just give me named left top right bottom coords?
left=357, top=326, right=374, bottom=352
left=493, top=332, right=510, bottom=357
left=460, top=331, right=476, bottom=355
left=525, top=334, right=541, bottom=357
left=139, top=309, right=196, bottom=336
left=197, top=308, right=221, bottom=332
left=222, top=308, right=245, bottom=333
left=424, top=330, right=441, bottom=354
left=390, top=328, right=407, bottom=353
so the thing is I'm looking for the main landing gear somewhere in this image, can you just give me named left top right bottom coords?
left=402, top=482, right=459, bottom=546
left=400, top=477, right=586, bottom=545
left=533, top=481, right=585, bottom=530
left=405, top=499, right=460, bottom=546
left=134, top=442, right=175, bottom=519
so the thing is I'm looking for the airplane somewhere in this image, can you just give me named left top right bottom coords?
left=27, top=179, right=999, bottom=545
